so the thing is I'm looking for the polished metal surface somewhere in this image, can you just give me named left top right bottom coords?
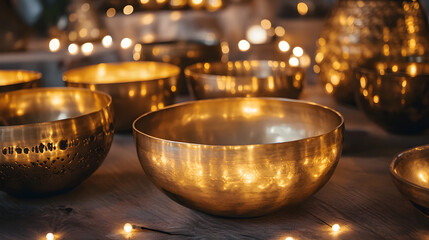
left=0, top=70, right=41, bottom=93
left=135, top=40, right=223, bottom=94
left=63, top=61, right=180, bottom=131
left=0, top=88, right=114, bottom=196
left=133, top=98, right=344, bottom=217
left=185, top=60, right=304, bottom=99
left=391, top=145, right=429, bottom=216
left=355, top=60, right=429, bottom=134
left=316, top=0, right=429, bottom=104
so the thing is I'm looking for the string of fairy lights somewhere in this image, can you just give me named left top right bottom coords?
left=43, top=222, right=342, bottom=239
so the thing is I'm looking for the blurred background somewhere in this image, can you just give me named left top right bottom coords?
left=2, top=0, right=429, bottom=89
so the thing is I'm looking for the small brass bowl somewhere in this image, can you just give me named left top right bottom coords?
left=136, top=40, right=223, bottom=94
left=390, top=145, right=429, bottom=216
left=64, top=62, right=180, bottom=131
left=185, top=60, right=305, bottom=99
left=355, top=61, right=429, bottom=134
left=0, top=88, right=114, bottom=196
left=133, top=98, right=344, bottom=217
left=0, top=70, right=41, bottom=93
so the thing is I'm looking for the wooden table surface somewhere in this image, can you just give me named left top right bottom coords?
left=0, top=84, right=428, bottom=240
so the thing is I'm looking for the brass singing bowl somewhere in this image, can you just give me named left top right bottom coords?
left=133, top=98, right=344, bottom=217
left=0, top=88, right=114, bottom=196
left=391, top=145, right=429, bottom=216
left=63, top=62, right=180, bottom=131
left=136, top=40, right=223, bottom=94
left=185, top=60, right=304, bottom=99
left=355, top=61, right=429, bottom=134
left=0, top=70, right=41, bottom=93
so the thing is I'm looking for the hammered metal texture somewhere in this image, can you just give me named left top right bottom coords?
left=0, top=88, right=114, bottom=196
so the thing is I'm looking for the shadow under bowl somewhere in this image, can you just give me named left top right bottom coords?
left=133, top=97, right=344, bottom=217
left=185, top=60, right=304, bottom=100
left=0, top=87, right=114, bottom=196
left=390, top=145, right=429, bottom=216
left=63, top=61, right=180, bottom=131
left=355, top=61, right=429, bottom=134
left=0, top=70, right=41, bottom=93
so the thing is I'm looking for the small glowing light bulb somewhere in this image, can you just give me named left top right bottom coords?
left=68, top=43, right=79, bottom=55
left=81, top=42, right=94, bottom=56
left=124, top=223, right=133, bottom=233
left=278, top=40, right=290, bottom=52
left=332, top=223, right=340, bottom=232
left=49, top=38, right=60, bottom=52
left=46, top=233, right=55, bottom=240
left=293, top=46, right=304, bottom=57
left=238, top=39, right=250, bottom=52
left=121, top=38, right=133, bottom=49
left=102, top=35, right=113, bottom=48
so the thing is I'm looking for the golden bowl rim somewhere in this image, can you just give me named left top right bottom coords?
left=0, top=70, right=42, bottom=87
left=390, top=144, right=429, bottom=193
left=133, top=97, right=344, bottom=148
left=0, top=87, right=112, bottom=130
left=184, top=60, right=305, bottom=80
left=63, top=61, right=181, bottom=85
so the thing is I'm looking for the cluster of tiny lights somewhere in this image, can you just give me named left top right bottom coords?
left=46, top=233, right=54, bottom=240
left=124, top=223, right=133, bottom=233
left=332, top=224, right=340, bottom=232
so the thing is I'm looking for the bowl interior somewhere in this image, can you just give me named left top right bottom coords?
left=393, top=147, right=429, bottom=189
left=63, top=62, right=180, bottom=84
left=0, top=70, right=41, bottom=86
left=135, top=98, right=342, bottom=145
left=187, top=61, right=300, bottom=79
left=0, top=88, right=110, bottom=126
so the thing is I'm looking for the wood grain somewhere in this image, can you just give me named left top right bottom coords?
left=0, top=85, right=428, bottom=240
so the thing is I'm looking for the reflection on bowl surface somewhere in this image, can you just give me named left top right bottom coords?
left=391, top=145, right=429, bottom=216
left=0, top=88, right=114, bottom=196
left=355, top=61, right=429, bottom=134
left=133, top=98, right=344, bottom=217
left=64, top=61, right=180, bottom=131
left=185, top=60, right=304, bottom=99
left=0, top=70, right=41, bottom=93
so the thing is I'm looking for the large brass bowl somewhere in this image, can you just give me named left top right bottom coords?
left=0, top=88, right=114, bottom=196
left=391, top=145, right=429, bottom=216
left=185, top=60, right=304, bottom=99
left=133, top=98, right=344, bottom=217
left=355, top=61, right=429, bottom=134
left=63, top=62, right=180, bottom=131
left=0, top=70, right=41, bottom=93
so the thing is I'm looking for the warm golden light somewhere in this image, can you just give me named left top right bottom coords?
left=420, top=173, right=428, bottom=183
left=102, top=35, right=113, bottom=48
left=121, top=38, right=133, bottom=49
left=81, top=42, right=94, bottom=56
left=300, top=54, right=311, bottom=68
left=278, top=40, right=290, bottom=52
left=124, top=223, right=133, bottom=233
left=123, top=5, right=134, bottom=15
left=332, top=224, right=340, bottom=232
left=285, top=237, right=294, bottom=240
left=313, top=65, right=320, bottom=74
left=246, top=25, right=267, bottom=44
left=207, top=0, right=223, bottom=11
left=190, top=0, right=204, bottom=8
left=289, top=57, right=299, bottom=67
left=238, top=40, right=250, bottom=52
left=325, top=83, right=333, bottom=93
left=49, top=38, right=60, bottom=52
left=293, top=47, right=304, bottom=57
left=392, top=65, right=399, bottom=72
left=68, top=43, right=79, bottom=55
left=407, top=63, right=417, bottom=77
left=170, top=11, right=182, bottom=21
left=46, top=233, right=55, bottom=240
left=141, top=0, right=149, bottom=4
left=261, top=19, right=272, bottom=30
left=275, top=26, right=285, bottom=37
left=297, top=2, right=309, bottom=15
left=373, top=95, right=380, bottom=104
left=106, top=8, right=116, bottom=17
